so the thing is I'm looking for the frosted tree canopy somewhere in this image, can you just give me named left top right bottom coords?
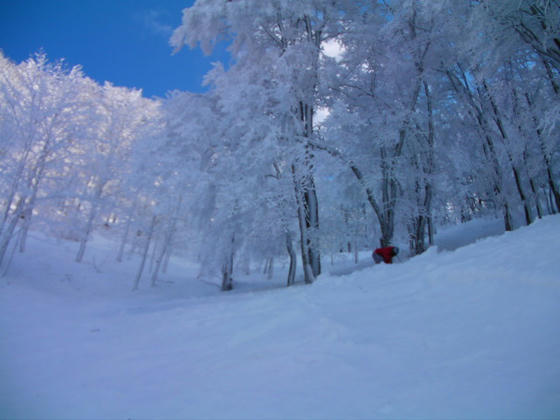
left=0, top=0, right=558, bottom=290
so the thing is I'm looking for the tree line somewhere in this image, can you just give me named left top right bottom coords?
left=1, top=0, right=558, bottom=290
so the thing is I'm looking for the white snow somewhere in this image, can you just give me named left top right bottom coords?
left=1, top=216, right=559, bottom=419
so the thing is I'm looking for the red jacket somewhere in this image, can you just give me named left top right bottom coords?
left=373, top=246, right=397, bottom=264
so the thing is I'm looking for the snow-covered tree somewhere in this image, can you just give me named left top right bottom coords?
left=171, top=0, right=362, bottom=283
left=74, top=82, right=162, bottom=263
left=0, top=53, right=95, bottom=267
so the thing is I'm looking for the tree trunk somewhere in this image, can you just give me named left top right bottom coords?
left=17, top=135, right=54, bottom=254
left=504, top=202, right=513, bottom=232
left=151, top=237, right=169, bottom=287
left=299, top=100, right=321, bottom=278
left=292, top=164, right=315, bottom=284
left=0, top=198, right=24, bottom=268
left=154, top=195, right=182, bottom=281
left=221, top=262, right=233, bottom=291
left=263, top=257, right=273, bottom=277
left=117, top=216, right=132, bottom=263
left=304, top=182, right=321, bottom=277
left=76, top=205, right=96, bottom=263
left=411, top=80, right=436, bottom=256
left=546, top=166, right=560, bottom=213
left=427, top=216, right=434, bottom=245
left=0, top=144, right=33, bottom=236
left=541, top=57, right=560, bottom=95
left=221, top=233, right=235, bottom=291
left=512, top=164, right=533, bottom=225
left=549, top=188, right=558, bottom=214
left=148, top=236, right=158, bottom=274
left=162, top=248, right=171, bottom=274
left=17, top=206, right=33, bottom=254
left=132, top=215, right=157, bottom=291
left=266, top=257, right=274, bottom=279
left=18, top=164, right=48, bottom=254
left=286, top=231, right=296, bottom=287
left=529, top=178, right=544, bottom=219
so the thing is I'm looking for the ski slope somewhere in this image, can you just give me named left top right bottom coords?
left=1, top=216, right=559, bottom=419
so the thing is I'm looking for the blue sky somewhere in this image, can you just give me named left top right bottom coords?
left=0, top=0, right=229, bottom=98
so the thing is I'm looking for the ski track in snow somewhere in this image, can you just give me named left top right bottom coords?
left=0, top=216, right=559, bottom=419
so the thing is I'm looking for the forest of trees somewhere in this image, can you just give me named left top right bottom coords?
left=0, top=0, right=558, bottom=290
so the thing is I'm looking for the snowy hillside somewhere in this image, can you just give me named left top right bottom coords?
left=1, top=216, right=559, bottom=419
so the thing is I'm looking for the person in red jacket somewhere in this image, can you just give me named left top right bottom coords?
left=372, top=246, right=399, bottom=264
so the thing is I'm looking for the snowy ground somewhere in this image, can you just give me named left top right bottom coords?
left=1, top=216, right=559, bottom=419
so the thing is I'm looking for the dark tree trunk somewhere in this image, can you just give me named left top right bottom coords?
left=286, top=232, right=297, bottom=287
left=132, top=215, right=157, bottom=291
left=304, top=182, right=321, bottom=277
left=221, top=233, right=235, bottom=291
left=292, top=165, right=315, bottom=284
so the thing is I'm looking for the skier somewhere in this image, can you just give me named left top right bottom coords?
left=372, top=246, right=399, bottom=264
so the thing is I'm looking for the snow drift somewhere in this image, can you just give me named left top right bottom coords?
left=1, top=216, right=559, bottom=419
